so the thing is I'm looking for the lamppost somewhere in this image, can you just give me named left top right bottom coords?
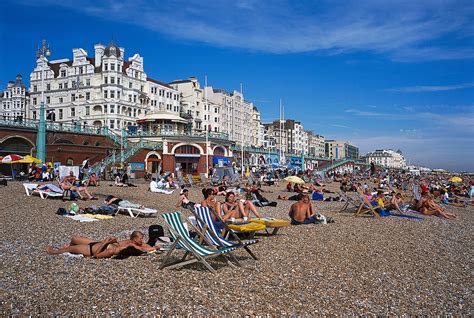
left=35, top=40, right=51, bottom=163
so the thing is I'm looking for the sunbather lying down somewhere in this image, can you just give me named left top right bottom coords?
left=45, top=231, right=159, bottom=258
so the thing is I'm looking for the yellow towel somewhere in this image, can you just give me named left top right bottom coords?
left=82, top=213, right=114, bottom=220
left=227, top=222, right=266, bottom=232
left=250, top=218, right=291, bottom=227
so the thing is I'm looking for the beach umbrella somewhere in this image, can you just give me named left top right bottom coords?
left=15, top=155, right=42, bottom=164
left=1, top=154, right=23, bottom=163
left=284, top=176, right=305, bottom=184
left=449, top=176, right=463, bottom=183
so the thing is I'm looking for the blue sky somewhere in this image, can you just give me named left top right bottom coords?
left=1, top=0, right=473, bottom=171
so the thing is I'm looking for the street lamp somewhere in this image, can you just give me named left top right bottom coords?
left=35, top=39, right=51, bottom=163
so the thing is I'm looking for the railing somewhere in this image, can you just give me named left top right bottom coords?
left=127, top=129, right=229, bottom=141
left=0, top=118, right=121, bottom=145
left=320, top=159, right=353, bottom=172
left=230, top=145, right=329, bottom=161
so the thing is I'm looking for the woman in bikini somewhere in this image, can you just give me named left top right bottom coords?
left=45, top=231, right=158, bottom=258
left=419, top=192, right=456, bottom=219
left=222, top=191, right=263, bottom=220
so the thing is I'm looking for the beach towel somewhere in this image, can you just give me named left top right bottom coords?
left=65, top=215, right=98, bottom=222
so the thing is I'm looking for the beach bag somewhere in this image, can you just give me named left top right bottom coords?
left=98, top=205, right=115, bottom=215
left=56, top=208, right=68, bottom=216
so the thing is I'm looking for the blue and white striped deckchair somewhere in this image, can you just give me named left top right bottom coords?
left=193, top=206, right=258, bottom=260
left=160, top=212, right=239, bottom=272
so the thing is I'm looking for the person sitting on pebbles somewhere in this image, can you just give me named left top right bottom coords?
left=45, top=231, right=159, bottom=258
left=289, top=193, right=331, bottom=225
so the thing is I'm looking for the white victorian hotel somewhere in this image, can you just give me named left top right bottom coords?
left=28, top=42, right=182, bottom=133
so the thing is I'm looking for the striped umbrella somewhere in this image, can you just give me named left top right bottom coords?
left=1, top=154, right=24, bottom=163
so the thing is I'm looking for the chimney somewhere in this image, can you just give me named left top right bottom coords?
left=94, top=44, right=105, bottom=67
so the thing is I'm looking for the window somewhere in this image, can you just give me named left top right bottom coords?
left=104, top=105, right=108, bottom=113
left=128, top=94, right=132, bottom=102
left=71, top=94, right=76, bottom=102
left=59, top=109, right=63, bottom=119
left=214, top=117, right=218, bottom=123
left=133, top=95, right=137, bottom=102
left=79, top=67, right=83, bottom=74
left=104, top=63, right=108, bottom=71
left=110, top=77, right=115, bottom=84
left=110, top=120, right=115, bottom=129
left=32, top=111, right=37, bottom=119
left=86, top=92, right=90, bottom=100
left=129, top=82, right=132, bottom=89
left=117, top=91, right=120, bottom=99
left=61, top=70, right=66, bottom=77
left=214, top=108, right=218, bottom=113
left=59, top=97, right=63, bottom=103
left=58, top=83, right=63, bottom=89
left=140, top=85, right=144, bottom=92
left=46, top=84, right=51, bottom=91
left=86, top=79, right=90, bottom=86
left=64, top=82, right=68, bottom=89
left=33, top=98, right=37, bottom=105
left=33, top=85, right=37, bottom=92
left=104, top=77, right=108, bottom=84
left=111, top=63, right=115, bottom=71
left=110, top=105, right=115, bottom=113
left=46, top=96, right=50, bottom=103
left=110, top=91, right=115, bottom=99
left=85, top=106, right=90, bottom=116
left=104, top=90, right=108, bottom=98
left=117, top=78, right=120, bottom=85
left=71, top=108, right=75, bottom=117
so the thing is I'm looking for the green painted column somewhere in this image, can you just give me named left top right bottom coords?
left=36, top=101, right=46, bottom=162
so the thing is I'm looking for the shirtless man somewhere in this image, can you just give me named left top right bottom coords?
left=289, top=194, right=318, bottom=225
left=385, top=192, right=404, bottom=213
left=45, top=231, right=158, bottom=258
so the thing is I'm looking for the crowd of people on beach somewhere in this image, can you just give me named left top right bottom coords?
left=28, top=162, right=473, bottom=259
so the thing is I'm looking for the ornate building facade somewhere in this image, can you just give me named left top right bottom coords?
left=0, top=74, right=29, bottom=120
left=28, top=42, right=181, bottom=133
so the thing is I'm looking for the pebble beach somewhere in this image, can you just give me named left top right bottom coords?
left=1, top=181, right=472, bottom=315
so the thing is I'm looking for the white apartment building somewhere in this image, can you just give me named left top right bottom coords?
left=0, top=74, right=29, bottom=120
left=28, top=42, right=181, bottom=133
left=307, top=131, right=325, bottom=157
left=170, top=77, right=210, bottom=133
left=204, top=87, right=260, bottom=146
left=364, top=149, right=406, bottom=169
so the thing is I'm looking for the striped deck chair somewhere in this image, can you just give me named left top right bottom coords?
left=338, top=191, right=359, bottom=213
left=192, top=206, right=258, bottom=260
left=354, top=189, right=381, bottom=217
left=160, top=212, right=240, bottom=272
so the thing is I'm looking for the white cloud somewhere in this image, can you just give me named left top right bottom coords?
left=19, top=0, right=474, bottom=62
left=386, top=82, right=474, bottom=93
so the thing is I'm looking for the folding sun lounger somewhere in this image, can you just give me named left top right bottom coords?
left=354, top=188, right=381, bottom=218
left=115, top=207, right=157, bottom=218
left=338, top=191, right=360, bottom=213
left=192, top=205, right=258, bottom=260
left=160, top=211, right=240, bottom=272
left=23, top=183, right=64, bottom=199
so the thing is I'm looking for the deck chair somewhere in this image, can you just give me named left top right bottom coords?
left=115, top=207, right=157, bottom=218
left=186, top=174, right=195, bottom=187
left=23, top=183, right=64, bottom=199
left=338, top=191, right=360, bottom=213
left=191, top=206, right=258, bottom=260
left=354, top=189, right=381, bottom=217
left=160, top=212, right=240, bottom=272
left=176, top=174, right=191, bottom=188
